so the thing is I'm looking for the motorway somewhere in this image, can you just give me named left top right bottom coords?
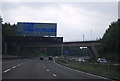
left=2, top=58, right=112, bottom=80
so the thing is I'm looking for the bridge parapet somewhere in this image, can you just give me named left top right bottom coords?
left=63, top=41, right=102, bottom=47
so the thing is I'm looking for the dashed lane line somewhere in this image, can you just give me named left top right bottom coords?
left=17, top=64, right=21, bottom=66
left=20, top=62, right=24, bottom=65
left=3, top=62, right=25, bottom=73
left=41, top=61, right=46, bottom=69
left=3, top=69, right=11, bottom=73
left=47, top=69, right=50, bottom=71
left=3, top=60, right=37, bottom=74
left=12, top=66, right=17, bottom=69
left=53, top=74, right=57, bottom=77
left=44, top=66, right=46, bottom=68
left=42, top=61, right=57, bottom=78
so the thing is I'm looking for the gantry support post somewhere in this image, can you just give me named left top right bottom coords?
left=16, top=46, right=21, bottom=57
left=91, top=46, right=99, bottom=60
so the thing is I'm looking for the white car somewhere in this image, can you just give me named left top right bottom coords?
left=70, top=58, right=75, bottom=61
left=55, top=56, right=59, bottom=59
left=79, top=59, right=86, bottom=62
left=97, top=58, right=107, bottom=63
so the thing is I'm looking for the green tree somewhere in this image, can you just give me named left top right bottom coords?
left=2, top=23, right=17, bottom=37
left=2, top=23, right=18, bottom=55
left=100, top=19, right=120, bottom=61
left=102, top=19, right=119, bottom=53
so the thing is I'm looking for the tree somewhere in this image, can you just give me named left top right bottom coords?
left=2, top=23, right=18, bottom=37
left=100, top=19, right=120, bottom=61
left=2, top=23, right=18, bottom=55
left=102, top=19, right=119, bottom=53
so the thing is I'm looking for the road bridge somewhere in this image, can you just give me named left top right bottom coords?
left=4, top=36, right=102, bottom=59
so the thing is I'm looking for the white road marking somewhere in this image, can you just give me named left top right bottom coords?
left=21, top=62, right=24, bottom=64
left=3, top=60, right=35, bottom=74
left=12, top=66, right=17, bottom=69
left=3, top=69, right=11, bottom=73
left=42, top=61, right=45, bottom=67
left=47, top=69, right=50, bottom=71
left=17, top=64, right=21, bottom=66
left=54, top=61, right=110, bottom=80
left=53, top=74, right=57, bottom=77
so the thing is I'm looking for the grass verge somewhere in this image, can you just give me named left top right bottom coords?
left=56, top=59, right=120, bottom=80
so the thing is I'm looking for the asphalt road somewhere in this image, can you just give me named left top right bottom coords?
left=2, top=58, right=112, bottom=80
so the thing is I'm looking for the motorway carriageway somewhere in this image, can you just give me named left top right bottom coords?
left=2, top=58, right=114, bottom=80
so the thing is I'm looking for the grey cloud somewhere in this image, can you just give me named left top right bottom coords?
left=2, top=2, right=118, bottom=41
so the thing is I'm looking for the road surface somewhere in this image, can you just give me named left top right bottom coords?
left=2, top=58, right=112, bottom=80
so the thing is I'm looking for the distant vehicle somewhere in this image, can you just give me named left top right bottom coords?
left=39, top=57, right=44, bottom=60
left=54, top=56, right=59, bottom=59
left=48, top=56, right=52, bottom=60
left=70, top=58, right=75, bottom=61
left=97, top=58, right=107, bottom=63
left=79, top=59, right=85, bottom=62
left=79, top=59, right=89, bottom=63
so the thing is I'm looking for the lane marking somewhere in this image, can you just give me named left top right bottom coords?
left=21, top=62, right=24, bottom=64
left=54, top=61, right=110, bottom=80
left=3, top=60, right=36, bottom=74
left=3, top=69, right=11, bottom=73
left=47, top=69, right=50, bottom=71
left=41, top=61, right=44, bottom=66
left=12, top=66, right=17, bottom=69
left=17, top=64, right=21, bottom=66
left=53, top=74, right=57, bottom=77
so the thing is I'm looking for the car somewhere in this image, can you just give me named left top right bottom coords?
left=97, top=58, right=107, bottom=63
left=54, top=56, right=59, bottom=59
left=48, top=56, right=53, bottom=60
left=79, top=59, right=85, bottom=62
left=39, top=57, right=44, bottom=60
left=70, top=58, right=75, bottom=61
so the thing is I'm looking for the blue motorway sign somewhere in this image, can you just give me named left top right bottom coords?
left=64, top=50, right=69, bottom=53
left=17, top=22, right=57, bottom=36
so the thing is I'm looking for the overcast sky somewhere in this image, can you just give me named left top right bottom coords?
left=1, top=0, right=118, bottom=42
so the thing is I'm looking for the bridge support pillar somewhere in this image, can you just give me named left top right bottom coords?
left=91, top=46, right=99, bottom=60
left=44, top=48, right=47, bottom=56
left=16, top=46, right=21, bottom=57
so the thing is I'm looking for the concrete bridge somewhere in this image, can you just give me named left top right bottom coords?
left=63, top=41, right=102, bottom=59
left=5, top=36, right=102, bottom=59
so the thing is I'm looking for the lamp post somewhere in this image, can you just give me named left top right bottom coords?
left=83, top=34, right=84, bottom=41
left=91, top=28, right=92, bottom=41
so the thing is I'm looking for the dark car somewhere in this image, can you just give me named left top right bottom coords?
left=39, top=57, right=44, bottom=60
left=48, top=56, right=52, bottom=60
